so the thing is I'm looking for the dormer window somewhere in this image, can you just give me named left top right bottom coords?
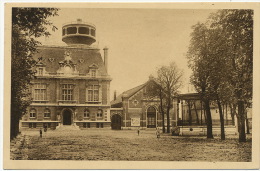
left=38, top=68, right=43, bottom=76
left=91, top=69, right=96, bottom=77
left=89, top=63, right=98, bottom=77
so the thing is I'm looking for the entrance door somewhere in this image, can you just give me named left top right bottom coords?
left=63, top=109, right=72, bottom=125
left=111, top=114, right=121, bottom=130
left=147, top=106, right=156, bottom=128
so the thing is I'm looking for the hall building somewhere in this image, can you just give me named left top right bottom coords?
left=20, top=19, right=112, bottom=129
left=110, top=76, right=176, bottom=130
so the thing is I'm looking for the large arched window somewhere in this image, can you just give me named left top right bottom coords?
left=84, top=108, right=90, bottom=118
left=147, top=106, right=156, bottom=128
left=44, top=108, right=51, bottom=118
left=30, top=109, right=37, bottom=118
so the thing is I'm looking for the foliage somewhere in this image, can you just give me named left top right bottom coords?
left=11, top=8, right=59, bottom=140
left=156, top=62, right=183, bottom=133
left=187, top=9, right=253, bottom=141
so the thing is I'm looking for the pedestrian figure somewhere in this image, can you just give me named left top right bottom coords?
left=39, top=128, right=42, bottom=138
left=137, top=127, right=140, bottom=136
left=156, top=127, right=160, bottom=138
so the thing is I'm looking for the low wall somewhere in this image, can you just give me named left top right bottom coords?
left=179, top=126, right=237, bottom=136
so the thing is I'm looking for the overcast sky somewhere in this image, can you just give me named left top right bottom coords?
left=39, top=8, right=216, bottom=99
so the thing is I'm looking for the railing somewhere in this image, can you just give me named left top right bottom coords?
left=62, top=21, right=96, bottom=27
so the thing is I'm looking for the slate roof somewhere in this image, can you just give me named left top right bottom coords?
left=33, top=45, right=107, bottom=75
left=110, top=83, right=146, bottom=106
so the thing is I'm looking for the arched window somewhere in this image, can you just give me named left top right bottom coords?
left=97, top=109, right=103, bottom=118
left=30, top=109, right=36, bottom=118
left=84, top=108, right=90, bottom=118
left=44, top=108, right=51, bottom=118
left=147, top=106, right=156, bottom=128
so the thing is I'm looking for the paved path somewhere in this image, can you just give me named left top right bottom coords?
left=11, top=129, right=252, bottom=161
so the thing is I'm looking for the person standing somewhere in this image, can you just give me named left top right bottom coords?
left=156, top=127, right=160, bottom=138
left=137, top=127, right=140, bottom=136
left=39, top=128, right=42, bottom=138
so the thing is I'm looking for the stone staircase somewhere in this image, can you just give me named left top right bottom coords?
left=55, top=124, right=80, bottom=131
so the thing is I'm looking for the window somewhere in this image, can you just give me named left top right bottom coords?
left=62, top=28, right=66, bottom=36
left=91, top=69, right=96, bottom=77
left=30, top=109, right=36, bottom=118
left=84, top=109, right=90, bottom=118
left=29, top=123, right=37, bottom=128
left=97, top=109, right=103, bottom=118
left=34, top=83, right=47, bottom=101
left=67, top=27, right=77, bottom=34
left=87, top=85, right=99, bottom=102
left=90, top=29, right=96, bottom=37
left=78, top=27, right=89, bottom=34
left=44, top=108, right=51, bottom=118
left=62, top=84, right=73, bottom=101
left=44, top=123, right=51, bottom=128
left=83, top=123, right=90, bottom=128
left=38, top=68, right=43, bottom=76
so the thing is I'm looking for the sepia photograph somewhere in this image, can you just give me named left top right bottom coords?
left=3, top=2, right=260, bottom=170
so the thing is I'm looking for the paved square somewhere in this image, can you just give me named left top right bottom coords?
left=11, top=129, right=252, bottom=161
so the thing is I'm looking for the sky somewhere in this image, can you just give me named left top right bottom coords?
left=38, top=8, right=216, bottom=99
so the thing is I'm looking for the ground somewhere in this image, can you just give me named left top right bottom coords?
left=10, top=128, right=252, bottom=161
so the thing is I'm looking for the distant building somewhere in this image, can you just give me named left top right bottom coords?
left=110, top=77, right=176, bottom=130
left=20, top=19, right=112, bottom=129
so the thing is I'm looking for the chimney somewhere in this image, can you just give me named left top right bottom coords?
left=114, top=90, right=117, bottom=101
left=103, top=47, right=108, bottom=72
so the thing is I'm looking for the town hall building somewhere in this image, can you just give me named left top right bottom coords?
left=20, top=19, right=112, bottom=129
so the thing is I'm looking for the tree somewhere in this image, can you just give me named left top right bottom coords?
left=11, top=8, right=59, bottom=140
left=156, top=62, right=183, bottom=133
left=187, top=22, right=214, bottom=139
left=210, top=10, right=253, bottom=142
left=188, top=10, right=253, bottom=142
left=146, top=78, right=166, bottom=133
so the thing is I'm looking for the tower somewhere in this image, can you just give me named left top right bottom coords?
left=62, top=19, right=96, bottom=46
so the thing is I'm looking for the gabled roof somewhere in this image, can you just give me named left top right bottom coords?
left=110, top=83, right=146, bottom=106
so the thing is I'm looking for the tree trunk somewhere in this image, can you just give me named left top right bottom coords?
left=10, top=108, right=20, bottom=140
left=230, top=105, right=235, bottom=125
left=159, top=90, right=165, bottom=133
left=166, top=96, right=171, bottom=133
left=238, top=100, right=246, bottom=142
left=245, top=109, right=250, bottom=134
left=204, top=100, right=213, bottom=139
left=217, top=99, right=225, bottom=140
